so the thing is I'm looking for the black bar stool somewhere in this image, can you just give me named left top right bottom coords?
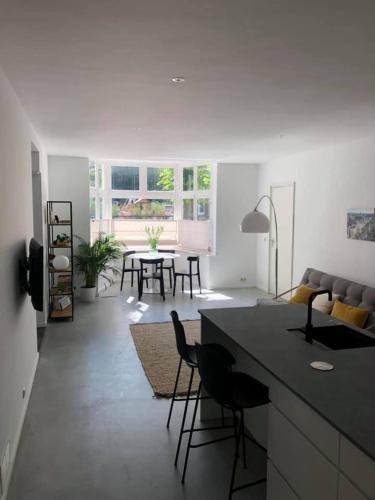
left=120, top=251, right=149, bottom=291
left=167, top=311, right=236, bottom=467
left=182, top=343, right=269, bottom=499
left=138, top=258, right=165, bottom=301
left=157, top=249, right=175, bottom=288
left=173, top=256, right=202, bottom=299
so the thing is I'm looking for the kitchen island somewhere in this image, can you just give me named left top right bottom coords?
left=200, top=304, right=375, bottom=500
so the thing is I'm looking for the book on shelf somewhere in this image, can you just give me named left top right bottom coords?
left=57, top=296, right=71, bottom=310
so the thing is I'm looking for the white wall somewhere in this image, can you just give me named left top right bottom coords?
left=256, top=136, right=375, bottom=292
left=48, top=155, right=90, bottom=288
left=0, top=68, right=48, bottom=498
left=208, top=163, right=258, bottom=289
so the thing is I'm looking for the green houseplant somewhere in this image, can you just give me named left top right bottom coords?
left=145, top=226, right=163, bottom=254
left=74, top=233, right=123, bottom=302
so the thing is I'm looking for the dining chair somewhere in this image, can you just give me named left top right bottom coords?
left=173, top=256, right=202, bottom=299
left=157, top=249, right=176, bottom=288
left=138, top=258, right=165, bottom=301
left=120, top=251, right=141, bottom=290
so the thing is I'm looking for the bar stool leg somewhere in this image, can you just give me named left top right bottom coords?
left=175, top=367, right=194, bottom=466
left=228, top=410, right=242, bottom=500
left=167, top=357, right=182, bottom=428
left=181, top=381, right=201, bottom=484
left=241, top=411, right=247, bottom=469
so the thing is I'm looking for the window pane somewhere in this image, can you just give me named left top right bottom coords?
left=147, top=167, right=174, bottom=191
left=97, top=165, right=103, bottom=189
left=183, top=199, right=194, bottom=220
left=90, top=197, right=96, bottom=219
left=197, top=165, right=211, bottom=190
left=89, top=164, right=96, bottom=187
left=111, top=166, right=139, bottom=190
left=197, top=198, right=209, bottom=220
left=98, top=197, right=103, bottom=219
left=183, top=167, right=194, bottom=191
left=112, top=198, right=174, bottom=219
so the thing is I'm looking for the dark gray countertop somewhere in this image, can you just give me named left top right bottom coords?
left=199, top=304, right=375, bottom=462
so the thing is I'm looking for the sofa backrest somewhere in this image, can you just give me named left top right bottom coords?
left=301, top=268, right=375, bottom=327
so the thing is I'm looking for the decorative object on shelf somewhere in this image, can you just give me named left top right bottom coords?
left=145, top=226, right=163, bottom=255
left=240, top=194, right=279, bottom=298
left=74, top=232, right=123, bottom=302
left=347, top=208, right=375, bottom=241
left=53, top=232, right=71, bottom=246
left=57, top=295, right=71, bottom=310
left=52, top=255, right=70, bottom=270
left=47, top=201, right=74, bottom=320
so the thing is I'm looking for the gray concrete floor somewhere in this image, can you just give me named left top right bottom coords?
left=8, top=284, right=269, bottom=500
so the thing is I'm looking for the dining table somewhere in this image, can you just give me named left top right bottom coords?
left=130, top=252, right=180, bottom=293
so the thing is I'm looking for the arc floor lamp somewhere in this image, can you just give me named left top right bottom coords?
left=240, top=194, right=279, bottom=298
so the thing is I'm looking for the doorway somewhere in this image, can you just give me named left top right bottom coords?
left=268, top=183, right=295, bottom=297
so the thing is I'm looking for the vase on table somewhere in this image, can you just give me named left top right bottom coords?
left=149, top=240, right=158, bottom=256
left=145, top=226, right=163, bottom=256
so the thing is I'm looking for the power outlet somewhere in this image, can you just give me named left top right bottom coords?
left=240, top=277, right=247, bottom=282
left=0, top=441, right=11, bottom=496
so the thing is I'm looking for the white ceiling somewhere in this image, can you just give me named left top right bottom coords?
left=1, top=0, right=375, bottom=162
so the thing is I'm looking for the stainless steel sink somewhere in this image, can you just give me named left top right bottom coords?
left=287, top=324, right=375, bottom=350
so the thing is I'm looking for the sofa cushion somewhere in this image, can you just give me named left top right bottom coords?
left=312, top=293, right=340, bottom=314
left=289, top=285, right=316, bottom=305
left=331, top=301, right=369, bottom=328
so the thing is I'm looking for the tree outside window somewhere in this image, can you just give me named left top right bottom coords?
left=147, top=167, right=174, bottom=191
left=197, top=165, right=211, bottom=190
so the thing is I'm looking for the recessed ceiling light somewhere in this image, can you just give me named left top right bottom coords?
left=171, top=77, right=185, bottom=83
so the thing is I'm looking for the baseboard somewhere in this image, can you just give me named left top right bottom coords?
left=2, top=352, right=39, bottom=500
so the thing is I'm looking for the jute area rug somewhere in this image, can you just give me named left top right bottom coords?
left=130, top=320, right=201, bottom=398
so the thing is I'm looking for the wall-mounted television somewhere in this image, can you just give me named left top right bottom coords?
left=20, top=238, right=44, bottom=311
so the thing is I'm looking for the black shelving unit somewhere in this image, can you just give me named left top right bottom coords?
left=47, top=201, right=74, bottom=320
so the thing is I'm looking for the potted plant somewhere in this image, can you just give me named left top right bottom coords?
left=74, top=233, right=123, bottom=302
left=145, top=226, right=163, bottom=255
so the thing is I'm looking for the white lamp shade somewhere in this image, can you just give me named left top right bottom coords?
left=52, top=255, right=70, bottom=270
left=240, top=210, right=270, bottom=233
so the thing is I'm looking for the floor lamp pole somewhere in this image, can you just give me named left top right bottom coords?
left=254, top=195, right=279, bottom=298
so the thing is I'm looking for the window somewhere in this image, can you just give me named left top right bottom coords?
left=112, top=198, right=174, bottom=219
left=197, top=165, right=211, bottom=190
left=147, top=167, right=174, bottom=191
left=197, top=198, right=210, bottom=220
left=97, top=164, right=104, bottom=189
left=89, top=164, right=96, bottom=187
left=183, top=167, right=194, bottom=191
left=112, top=166, right=139, bottom=190
left=183, top=199, right=194, bottom=220
left=90, top=196, right=96, bottom=219
left=90, top=161, right=214, bottom=252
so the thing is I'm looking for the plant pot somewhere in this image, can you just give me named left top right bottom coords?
left=80, top=286, right=97, bottom=302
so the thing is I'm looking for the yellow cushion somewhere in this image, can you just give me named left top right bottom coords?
left=288, top=285, right=317, bottom=305
left=331, top=301, right=369, bottom=328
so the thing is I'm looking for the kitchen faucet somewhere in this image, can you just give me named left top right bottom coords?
left=305, top=289, right=332, bottom=343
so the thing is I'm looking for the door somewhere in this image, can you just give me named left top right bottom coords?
left=268, top=184, right=295, bottom=297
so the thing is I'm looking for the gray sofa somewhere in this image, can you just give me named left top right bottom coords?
left=259, top=268, right=375, bottom=330
left=300, top=268, right=375, bottom=329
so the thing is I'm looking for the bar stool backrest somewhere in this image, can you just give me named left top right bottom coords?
left=170, top=310, right=193, bottom=364
left=195, top=343, right=233, bottom=406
